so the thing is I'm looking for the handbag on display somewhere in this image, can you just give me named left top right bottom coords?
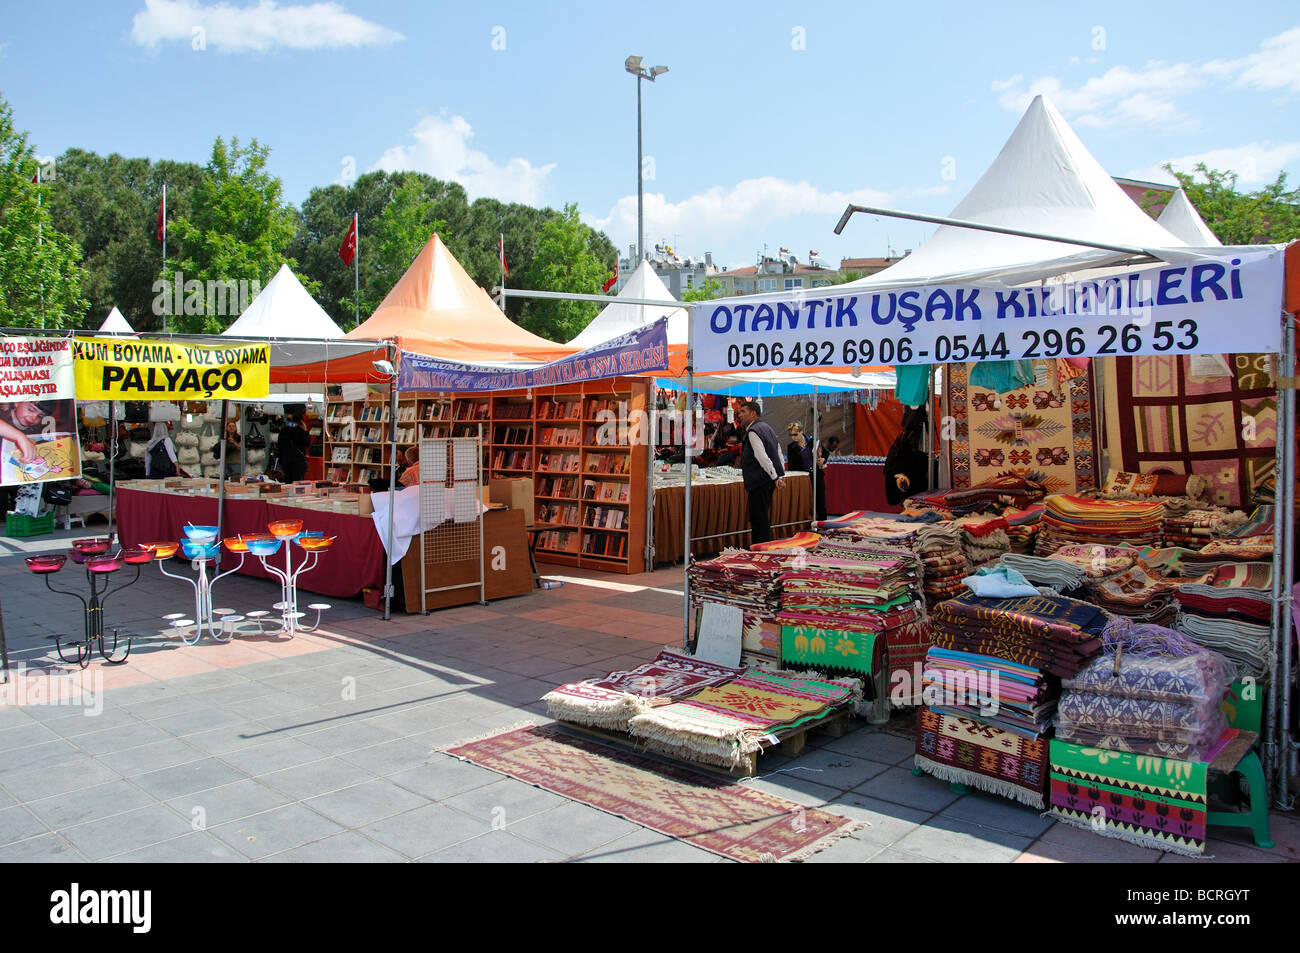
left=245, top=447, right=266, bottom=466
left=246, top=407, right=268, bottom=425
left=174, top=430, right=199, bottom=449
left=149, top=401, right=181, bottom=423
left=268, top=415, right=285, bottom=434
left=198, top=421, right=219, bottom=454
left=177, top=446, right=200, bottom=466
left=80, top=401, right=109, bottom=422
left=124, top=401, right=149, bottom=423
left=42, top=481, right=74, bottom=507
left=203, top=403, right=225, bottom=423
left=245, top=423, right=266, bottom=451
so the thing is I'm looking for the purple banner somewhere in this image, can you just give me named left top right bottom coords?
left=397, top=317, right=670, bottom=393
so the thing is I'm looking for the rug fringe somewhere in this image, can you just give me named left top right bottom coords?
left=1049, top=812, right=1207, bottom=858
left=542, top=693, right=649, bottom=732
left=783, top=819, right=868, bottom=863
left=913, top=755, right=1046, bottom=809
left=436, top=720, right=540, bottom=755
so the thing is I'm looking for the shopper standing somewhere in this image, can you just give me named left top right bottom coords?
left=277, top=414, right=310, bottom=483
left=737, top=401, right=785, bottom=546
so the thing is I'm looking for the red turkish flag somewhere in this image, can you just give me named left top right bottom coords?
left=499, top=233, right=509, bottom=277
left=156, top=195, right=165, bottom=241
left=602, top=271, right=618, bottom=293
left=339, top=217, right=357, bottom=266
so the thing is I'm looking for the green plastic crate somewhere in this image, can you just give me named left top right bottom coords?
left=5, top=512, right=55, bottom=537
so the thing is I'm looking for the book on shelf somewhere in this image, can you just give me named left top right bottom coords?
left=584, top=452, right=630, bottom=475
left=493, top=425, right=532, bottom=445
left=537, top=503, right=580, bottom=525
left=493, top=401, right=532, bottom=420
left=584, top=506, right=626, bottom=529
left=539, top=425, right=579, bottom=446
left=537, top=529, right=578, bottom=553
left=582, top=531, right=628, bottom=559
left=537, top=452, right=579, bottom=473
left=537, top=399, right=581, bottom=420
left=586, top=398, right=629, bottom=419
left=582, top=479, right=630, bottom=502
left=584, top=423, right=627, bottom=446
left=453, top=399, right=490, bottom=421
left=537, top=476, right=579, bottom=498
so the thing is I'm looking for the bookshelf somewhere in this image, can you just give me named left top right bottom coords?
left=323, top=378, right=648, bottom=573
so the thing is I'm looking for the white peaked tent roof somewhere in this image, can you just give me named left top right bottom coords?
left=567, top=260, right=690, bottom=347
left=98, top=307, right=133, bottom=334
left=844, top=95, right=1190, bottom=289
left=1157, top=189, right=1222, bottom=246
left=223, top=264, right=346, bottom=339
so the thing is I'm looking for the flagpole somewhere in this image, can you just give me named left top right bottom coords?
left=161, top=183, right=167, bottom=334
left=36, top=164, right=43, bottom=330
left=498, top=232, right=507, bottom=313
left=353, top=212, right=359, bottom=327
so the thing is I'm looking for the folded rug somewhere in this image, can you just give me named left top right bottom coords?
left=914, top=707, right=1049, bottom=808
left=543, top=651, right=744, bottom=731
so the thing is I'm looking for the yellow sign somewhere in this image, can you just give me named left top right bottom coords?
left=72, top=337, right=270, bottom=400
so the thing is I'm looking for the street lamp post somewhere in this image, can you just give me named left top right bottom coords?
left=625, top=55, right=668, bottom=264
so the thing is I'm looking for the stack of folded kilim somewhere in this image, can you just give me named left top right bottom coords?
left=957, top=517, right=1013, bottom=569
left=1176, top=562, right=1273, bottom=678
left=1036, top=495, right=1164, bottom=555
left=1090, top=564, right=1205, bottom=627
left=1045, top=543, right=1142, bottom=582
left=913, top=524, right=970, bottom=604
left=777, top=556, right=923, bottom=632
left=688, top=549, right=792, bottom=662
left=1003, top=504, right=1043, bottom=554
left=1179, top=535, right=1276, bottom=574
left=928, top=592, right=1108, bottom=679
left=921, top=646, right=1057, bottom=738
left=1161, top=507, right=1248, bottom=547
left=1057, top=618, right=1235, bottom=761
left=999, top=552, right=1088, bottom=592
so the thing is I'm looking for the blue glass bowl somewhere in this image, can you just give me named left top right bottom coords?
left=245, top=537, right=283, bottom=557
left=183, top=524, right=220, bottom=543
left=180, top=539, right=220, bottom=560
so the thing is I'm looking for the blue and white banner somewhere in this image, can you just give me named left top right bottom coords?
left=689, top=249, right=1285, bottom=374
left=398, top=317, right=670, bottom=393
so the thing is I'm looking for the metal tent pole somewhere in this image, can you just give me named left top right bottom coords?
left=812, top=385, right=819, bottom=528
left=1279, top=313, right=1297, bottom=804
left=682, top=319, right=694, bottom=650
left=215, top=400, right=228, bottom=571
left=645, top=379, right=656, bottom=571
left=383, top=344, right=399, bottom=621
left=106, top=399, right=117, bottom=545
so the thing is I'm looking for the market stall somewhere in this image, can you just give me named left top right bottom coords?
left=652, top=470, right=811, bottom=563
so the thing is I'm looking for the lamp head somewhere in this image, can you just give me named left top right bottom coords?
left=624, top=55, right=643, bottom=74
left=372, top=359, right=395, bottom=378
left=650, top=65, right=668, bottom=78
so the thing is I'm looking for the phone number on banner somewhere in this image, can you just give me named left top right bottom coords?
left=722, top=319, right=1203, bottom=369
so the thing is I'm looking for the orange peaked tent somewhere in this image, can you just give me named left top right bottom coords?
left=272, top=234, right=572, bottom=384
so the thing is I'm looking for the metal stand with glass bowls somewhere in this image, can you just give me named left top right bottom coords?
left=145, top=526, right=247, bottom=645
left=245, top=519, right=335, bottom=639
left=26, top=537, right=153, bottom=668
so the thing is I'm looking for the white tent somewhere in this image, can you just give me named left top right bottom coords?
left=1157, top=189, right=1222, bottom=246
left=98, top=307, right=133, bottom=334
left=223, top=264, right=346, bottom=339
left=568, top=260, right=689, bottom=347
left=843, top=95, right=1191, bottom=288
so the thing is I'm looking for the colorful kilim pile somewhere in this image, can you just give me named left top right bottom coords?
left=444, top=724, right=861, bottom=862
left=543, top=651, right=744, bottom=731
left=929, top=593, right=1108, bottom=678
left=627, top=669, right=858, bottom=769
left=751, top=531, right=820, bottom=552
left=1103, top=353, right=1277, bottom=509
left=921, top=647, right=1055, bottom=738
left=779, top=625, right=880, bottom=681
left=1037, top=495, right=1165, bottom=554
left=1048, top=738, right=1209, bottom=855
left=914, top=707, right=1050, bottom=808
left=948, top=360, right=1099, bottom=496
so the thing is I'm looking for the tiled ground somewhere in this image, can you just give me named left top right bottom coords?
left=0, top=525, right=1295, bottom=863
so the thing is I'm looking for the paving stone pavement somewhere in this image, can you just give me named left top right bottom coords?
left=0, top=531, right=1294, bottom=863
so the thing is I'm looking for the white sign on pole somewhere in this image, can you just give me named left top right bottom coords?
left=689, top=249, right=1285, bottom=374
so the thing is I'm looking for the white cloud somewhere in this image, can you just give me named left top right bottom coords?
left=993, top=28, right=1299, bottom=126
left=372, top=114, right=556, bottom=206
left=130, top=0, right=402, bottom=52
left=586, top=178, right=951, bottom=260
left=1127, top=141, right=1300, bottom=185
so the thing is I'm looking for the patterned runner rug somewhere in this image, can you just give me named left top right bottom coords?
left=444, top=724, right=860, bottom=863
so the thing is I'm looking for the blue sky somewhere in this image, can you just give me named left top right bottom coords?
left=2, top=1, right=1297, bottom=271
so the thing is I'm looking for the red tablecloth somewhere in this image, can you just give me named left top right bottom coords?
left=114, top=488, right=385, bottom=598
left=824, top=463, right=898, bottom=514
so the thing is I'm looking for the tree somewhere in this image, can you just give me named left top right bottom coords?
left=45, top=149, right=204, bottom=331
left=520, top=203, right=615, bottom=341
left=165, top=136, right=301, bottom=333
left=0, top=95, right=87, bottom=328
left=1148, top=163, right=1299, bottom=245
left=682, top=277, right=725, bottom=302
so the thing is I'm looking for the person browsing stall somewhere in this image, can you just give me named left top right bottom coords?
left=736, top=401, right=785, bottom=545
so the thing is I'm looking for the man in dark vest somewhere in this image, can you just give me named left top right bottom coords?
left=736, top=400, right=785, bottom=545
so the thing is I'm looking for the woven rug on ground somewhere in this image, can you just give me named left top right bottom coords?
left=1102, top=354, right=1277, bottom=508
left=628, top=670, right=858, bottom=769
left=948, top=361, right=1099, bottom=495
left=1047, top=738, right=1208, bottom=855
left=542, top=651, right=744, bottom=731
left=914, top=707, right=1049, bottom=808
left=444, top=724, right=860, bottom=862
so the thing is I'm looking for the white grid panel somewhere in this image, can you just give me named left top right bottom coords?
left=420, top=435, right=481, bottom=566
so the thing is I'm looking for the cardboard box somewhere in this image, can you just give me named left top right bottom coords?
left=488, top=478, right=534, bottom=526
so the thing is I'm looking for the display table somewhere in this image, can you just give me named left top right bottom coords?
left=653, top=472, right=811, bottom=564
left=825, top=462, right=897, bottom=514
left=114, top=487, right=385, bottom=598
left=400, top=507, right=533, bottom=611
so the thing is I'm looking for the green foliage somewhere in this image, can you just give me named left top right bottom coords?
left=166, top=136, right=301, bottom=333
left=45, top=149, right=204, bottom=332
left=1148, top=163, right=1300, bottom=245
left=827, top=269, right=862, bottom=286
left=519, top=203, right=614, bottom=341
left=681, top=277, right=725, bottom=302
left=0, top=95, right=87, bottom=328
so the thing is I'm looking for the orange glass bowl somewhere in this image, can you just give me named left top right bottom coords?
left=144, top=541, right=180, bottom=559
left=296, top=535, right=335, bottom=552
left=268, top=519, right=303, bottom=538
left=223, top=536, right=250, bottom=553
